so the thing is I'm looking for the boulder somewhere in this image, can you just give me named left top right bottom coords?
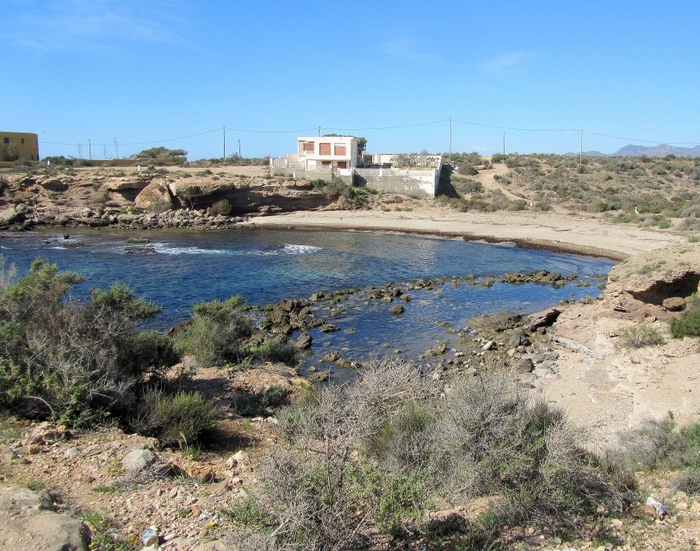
left=122, top=448, right=156, bottom=472
left=663, top=296, right=686, bottom=312
left=0, top=484, right=89, bottom=551
left=0, top=206, right=24, bottom=226
left=134, top=178, right=173, bottom=210
left=528, top=308, right=562, bottom=332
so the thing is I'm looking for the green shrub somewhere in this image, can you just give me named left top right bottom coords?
left=244, top=338, right=299, bottom=366
left=671, top=305, right=700, bottom=338
left=209, top=198, right=232, bottom=216
left=350, top=463, right=428, bottom=539
left=131, top=388, right=215, bottom=447
left=173, top=296, right=252, bottom=366
left=252, top=362, right=632, bottom=546
left=675, top=466, right=700, bottom=494
left=0, top=260, right=179, bottom=426
left=619, top=324, right=665, bottom=348
left=127, top=330, right=181, bottom=376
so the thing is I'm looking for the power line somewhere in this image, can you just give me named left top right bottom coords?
left=38, top=120, right=700, bottom=153
left=324, top=120, right=449, bottom=132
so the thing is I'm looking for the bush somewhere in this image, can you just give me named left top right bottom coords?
left=131, top=388, right=215, bottom=447
left=244, top=338, right=299, bottom=366
left=245, top=362, right=632, bottom=547
left=428, top=375, right=632, bottom=531
left=127, top=330, right=181, bottom=376
left=619, top=324, right=665, bottom=348
left=173, top=296, right=252, bottom=366
left=209, top=198, right=232, bottom=216
left=0, top=260, right=179, bottom=426
left=671, top=305, right=700, bottom=338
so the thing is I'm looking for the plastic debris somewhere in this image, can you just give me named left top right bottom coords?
left=141, top=526, right=159, bottom=548
left=646, top=496, right=668, bottom=519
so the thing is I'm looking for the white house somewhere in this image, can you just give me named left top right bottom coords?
left=270, top=136, right=360, bottom=174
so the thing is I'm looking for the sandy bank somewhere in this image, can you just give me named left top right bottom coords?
left=241, top=207, right=687, bottom=260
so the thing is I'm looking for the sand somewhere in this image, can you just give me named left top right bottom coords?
left=241, top=206, right=686, bottom=260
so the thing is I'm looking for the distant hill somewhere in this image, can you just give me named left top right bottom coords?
left=613, top=144, right=700, bottom=157
left=566, top=144, right=700, bottom=157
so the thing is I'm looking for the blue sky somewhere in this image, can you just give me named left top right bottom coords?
left=3, top=0, right=699, bottom=161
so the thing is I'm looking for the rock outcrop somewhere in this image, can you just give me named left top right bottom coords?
left=0, top=167, right=333, bottom=231
left=0, top=485, right=89, bottom=551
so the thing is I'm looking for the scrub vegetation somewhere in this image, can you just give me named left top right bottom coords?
left=442, top=153, right=700, bottom=228
left=0, top=259, right=298, bottom=447
left=226, top=362, right=635, bottom=549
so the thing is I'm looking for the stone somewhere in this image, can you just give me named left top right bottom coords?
left=481, top=340, right=495, bottom=351
left=0, top=484, right=89, bottom=551
left=231, top=451, right=249, bottom=464
left=122, top=449, right=156, bottom=472
left=389, top=304, right=404, bottom=315
left=528, top=308, right=561, bottom=331
left=663, top=296, right=686, bottom=312
left=515, top=358, right=535, bottom=373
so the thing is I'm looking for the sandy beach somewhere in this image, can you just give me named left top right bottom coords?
left=241, top=206, right=687, bottom=260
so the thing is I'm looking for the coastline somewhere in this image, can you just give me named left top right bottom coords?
left=240, top=207, right=688, bottom=260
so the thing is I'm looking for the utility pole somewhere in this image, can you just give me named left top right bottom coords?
left=78, top=142, right=82, bottom=159
left=103, top=146, right=107, bottom=160
left=238, top=139, right=241, bottom=158
left=317, top=126, right=321, bottom=137
left=113, top=137, right=119, bottom=159
left=448, top=117, right=452, bottom=161
left=503, top=132, right=506, bottom=155
left=88, top=139, right=92, bottom=160
left=223, top=126, right=226, bottom=159
left=580, top=129, right=583, bottom=164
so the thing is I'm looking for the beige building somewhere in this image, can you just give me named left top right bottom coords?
left=0, top=131, right=39, bottom=162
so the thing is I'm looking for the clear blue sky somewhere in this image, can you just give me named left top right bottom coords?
left=3, top=0, right=699, bottom=161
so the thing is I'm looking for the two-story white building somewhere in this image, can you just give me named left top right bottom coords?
left=270, top=136, right=360, bottom=175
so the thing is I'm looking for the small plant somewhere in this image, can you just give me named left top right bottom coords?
left=222, top=493, right=274, bottom=528
left=78, top=509, right=135, bottom=551
left=173, top=296, right=252, bottom=366
left=209, top=198, right=232, bottom=216
left=671, top=304, right=700, bottom=338
left=130, top=388, right=215, bottom=447
left=26, top=477, right=45, bottom=491
left=618, top=325, right=665, bottom=348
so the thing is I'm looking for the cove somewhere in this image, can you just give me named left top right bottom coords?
left=0, top=228, right=615, bottom=370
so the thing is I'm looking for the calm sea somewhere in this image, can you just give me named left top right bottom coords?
left=0, top=227, right=614, bottom=372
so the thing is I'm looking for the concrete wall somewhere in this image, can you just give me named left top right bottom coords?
left=367, top=153, right=442, bottom=167
left=354, top=166, right=442, bottom=197
left=0, top=132, right=39, bottom=161
left=269, top=167, right=335, bottom=181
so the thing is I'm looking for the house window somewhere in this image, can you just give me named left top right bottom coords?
left=319, top=142, right=331, bottom=155
left=2, top=138, right=8, bottom=144
left=21, top=138, right=25, bottom=144
left=302, top=141, right=314, bottom=152
left=338, top=161, right=347, bottom=169
left=334, top=144, right=346, bottom=156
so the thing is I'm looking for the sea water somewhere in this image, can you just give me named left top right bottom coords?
left=0, top=227, right=615, bottom=371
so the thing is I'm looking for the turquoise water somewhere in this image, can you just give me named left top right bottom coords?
left=0, top=227, right=614, bottom=369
